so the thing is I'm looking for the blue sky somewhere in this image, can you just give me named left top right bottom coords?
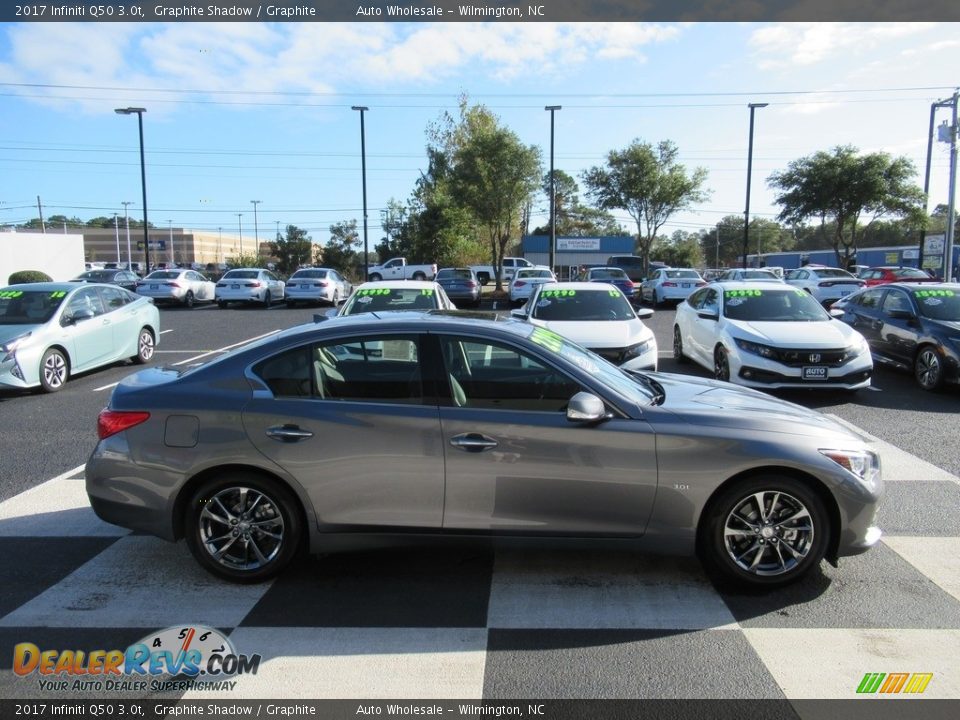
left=0, top=21, right=958, bottom=252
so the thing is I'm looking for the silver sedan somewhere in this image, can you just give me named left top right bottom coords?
left=87, top=313, right=881, bottom=588
left=136, top=269, right=216, bottom=307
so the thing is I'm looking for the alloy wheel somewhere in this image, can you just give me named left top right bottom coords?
left=198, top=486, right=286, bottom=573
left=722, top=490, right=815, bottom=577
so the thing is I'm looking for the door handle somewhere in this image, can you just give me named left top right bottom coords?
left=449, top=433, right=498, bottom=452
left=266, top=425, right=314, bottom=442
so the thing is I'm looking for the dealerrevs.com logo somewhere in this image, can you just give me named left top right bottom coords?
left=13, top=625, right=260, bottom=693
left=856, top=672, right=934, bottom=695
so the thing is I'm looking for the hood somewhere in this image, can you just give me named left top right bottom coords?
left=727, top=319, right=854, bottom=347
left=538, top=319, right=652, bottom=348
left=0, top=325, right=42, bottom=346
left=651, top=371, right=864, bottom=441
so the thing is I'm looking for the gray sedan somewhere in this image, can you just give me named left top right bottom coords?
left=87, top=313, right=882, bottom=588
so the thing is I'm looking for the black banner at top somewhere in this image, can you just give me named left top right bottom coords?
left=4, top=0, right=960, bottom=23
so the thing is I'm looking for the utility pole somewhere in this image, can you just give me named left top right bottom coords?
left=237, top=214, right=243, bottom=259
left=37, top=196, right=45, bottom=233
left=715, top=226, right=720, bottom=268
left=251, top=200, right=261, bottom=258
left=122, top=201, right=133, bottom=270
left=113, top=214, right=120, bottom=264
left=743, top=102, right=768, bottom=269
left=945, top=90, right=958, bottom=281
left=545, top=105, right=562, bottom=273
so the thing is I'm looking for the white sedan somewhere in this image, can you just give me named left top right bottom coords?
left=216, top=269, right=286, bottom=308
left=337, top=280, right=456, bottom=316
left=135, top=269, right=216, bottom=307
left=784, top=266, right=865, bottom=304
left=640, top=268, right=707, bottom=306
left=285, top=268, right=352, bottom=307
left=674, top=282, right=873, bottom=390
left=509, top=267, right=557, bottom=307
left=514, top=282, right=658, bottom=371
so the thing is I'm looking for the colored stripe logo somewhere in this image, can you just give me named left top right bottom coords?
left=857, top=672, right=933, bottom=694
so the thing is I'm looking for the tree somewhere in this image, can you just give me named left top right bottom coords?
left=445, top=102, right=542, bottom=290
left=532, top=170, right=626, bottom=237
left=768, top=145, right=926, bottom=268
left=323, top=220, right=361, bottom=278
left=269, top=225, right=313, bottom=275
left=582, top=140, right=710, bottom=275
left=653, top=230, right=704, bottom=268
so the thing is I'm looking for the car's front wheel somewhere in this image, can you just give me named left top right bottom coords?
left=714, top=345, right=731, bottom=382
left=699, top=475, right=829, bottom=588
left=132, top=328, right=155, bottom=364
left=262, top=291, right=271, bottom=308
left=183, top=290, right=195, bottom=308
left=673, top=325, right=688, bottom=363
left=39, top=348, right=68, bottom=393
left=914, top=345, right=945, bottom=391
left=184, top=472, right=303, bottom=583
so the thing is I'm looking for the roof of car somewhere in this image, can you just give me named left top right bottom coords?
left=1, top=282, right=109, bottom=292
left=710, top=281, right=801, bottom=291
left=353, top=280, right=441, bottom=290
left=537, top=281, right=621, bottom=291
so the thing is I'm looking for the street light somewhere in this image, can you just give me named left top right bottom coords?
left=113, top=213, right=120, bottom=264
left=743, top=102, right=768, bottom=269
left=115, top=107, right=150, bottom=272
left=121, top=201, right=133, bottom=270
left=352, top=106, right=370, bottom=280
left=251, top=200, right=261, bottom=258
left=545, top=105, right=561, bottom=274
left=236, top=213, right=244, bottom=258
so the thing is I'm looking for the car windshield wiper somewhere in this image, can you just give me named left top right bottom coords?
left=624, top=369, right=665, bottom=405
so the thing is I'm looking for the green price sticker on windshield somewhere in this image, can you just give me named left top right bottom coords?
left=541, top=290, right=575, bottom=298
left=530, top=327, right=564, bottom=353
left=724, top=289, right=762, bottom=298
left=0, top=290, right=24, bottom=299
left=358, top=288, right=391, bottom=296
left=420, top=289, right=434, bottom=296
left=916, top=290, right=955, bottom=298
left=49, top=291, right=67, bottom=299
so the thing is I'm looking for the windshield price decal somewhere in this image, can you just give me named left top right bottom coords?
left=420, top=289, right=434, bottom=296
left=49, top=291, right=67, bottom=299
left=540, top=290, right=575, bottom=298
left=724, top=289, right=763, bottom=298
left=530, top=327, right=564, bottom=353
left=357, top=289, right=391, bottom=296
left=0, top=290, right=25, bottom=298
left=915, top=290, right=954, bottom=297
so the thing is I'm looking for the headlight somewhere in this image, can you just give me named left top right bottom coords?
left=1, top=331, right=32, bottom=359
left=623, top=339, right=654, bottom=360
left=734, top=337, right=778, bottom=360
left=820, top=449, right=881, bottom=487
left=845, top=334, right=869, bottom=356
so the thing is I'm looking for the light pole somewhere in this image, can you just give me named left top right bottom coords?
left=743, top=102, right=768, bottom=269
left=113, top=213, right=120, bottom=264
left=545, top=105, right=561, bottom=274
left=217, top=227, right=222, bottom=265
left=168, top=220, right=174, bottom=266
left=236, top=214, right=244, bottom=259
left=115, top=107, right=151, bottom=272
left=352, top=105, right=370, bottom=280
left=251, top=200, right=261, bottom=258
left=121, top=201, right=133, bottom=270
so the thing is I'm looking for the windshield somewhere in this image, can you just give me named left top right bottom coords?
left=741, top=270, right=778, bottom=280
left=815, top=268, right=854, bottom=279
left=912, top=289, right=960, bottom=321
left=0, top=289, right=68, bottom=325
left=531, top=288, right=636, bottom=321
left=723, top=289, right=830, bottom=322
left=146, top=271, right=182, bottom=280
left=665, top=270, right=701, bottom=279
left=524, top=325, right=657, bottom=406
left=75, top=271, right=116, bottom=281
left=291, top=270, right=328, bottom=279
left=222, top=270, right=260, bottom=280
left=517, top=269, right=554, bottom=280
left=588, top=268, right=627, bottom=280
left=341, top=287, right=439, bottom=314
left=893, top=268, right=931, bottom=280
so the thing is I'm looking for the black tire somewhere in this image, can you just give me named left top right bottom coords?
left=285, top=300, right=296, bottom=309
left=132, top=327, right=155, bottom=365
left=699, top=475, right=829, bottom=589
left=714, top=345, right=731, bottom=382
left=331, top=290, right=340, bottom=306
left=184, top=471, right=303, bottom=583
left=183, top=290, right=195, bottom=308
left=38, top=348, right=69, bottom=393
left=477, top=273, right=490, bottom=287
left=217, top=300, right=227, bottom=309
left=368, top=273, right=382, bottom=282
left=914, top=344, right=946, bottom=391
left=262, top=291, right=271, bottom=308
left=673, top=326, right=688, bottom=364
left=412, top=272, right=426, bottom=281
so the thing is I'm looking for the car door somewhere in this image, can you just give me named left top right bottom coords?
left=242, top=333, right=445, bottom=530
left=685, top=287, right=721, bottom=367
left=97, top=286, right=139, bottom=359
left=435, top=333, right=657, bottom=536
left=878, top=288, right=921, bottom=368
left=843, top=287, right=886, bottom=355
left=61, top=287, right=114, bottom=370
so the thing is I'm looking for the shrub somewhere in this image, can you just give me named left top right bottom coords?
left=8, top=270, right=53, bottom=285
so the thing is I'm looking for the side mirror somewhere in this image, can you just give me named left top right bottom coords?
left=697, top=310, right=719, bottom=321
left=66, top=308, right=95, bottom=324
left=828, top=308, right=845, bottom=318
left=566, top=392, right=608, bottom=423
left=635, top=307, right=654, bottom=320
left=886, top=309, right=915, bottom=321
left=510, top=308, right=528, bottom=319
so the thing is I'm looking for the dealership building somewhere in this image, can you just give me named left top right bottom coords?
left=521, top=235, right=635, bottom=277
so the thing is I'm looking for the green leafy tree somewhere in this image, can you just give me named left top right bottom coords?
left=768, top=145, right=926, bottom=268
left=653, top=230, right=705, bottom=269
left=445, top=102, right=542, bottom=290
left=582, top=140, right=710, bottom=275
left=269, top=224, right=313, bottom=275
left=323, top=220, right=361, bottom=278
left=532, top=170, right=626, bottom=237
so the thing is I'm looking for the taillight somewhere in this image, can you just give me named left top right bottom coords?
left=318, top=281, right=328, bottom=287
left=166, top=282, right=181, bottom=288
left=466, top=281, right=478, bottom=288
left=97, top=409, right=150, bottom=440
left=246, top=282, right=262, bottom=287
left=696, top=281, right=707, bottom=286
left=515, top=281, right=526, bottom=287
left=625, top=280, right=634, bottom=289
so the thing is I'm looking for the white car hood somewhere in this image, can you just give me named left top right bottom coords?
left=535, top=319, right=652, bottom=348
left=727, top=319, right=854, bottom=347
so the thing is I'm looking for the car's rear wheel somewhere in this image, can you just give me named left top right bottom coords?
left=412, top=272, right=426, bottom=281
left=368, top=273, right=382, bottom=282
left=39, top=348, right=68, bottom=393
left=699, top=475, right=829, bottom=588
left=183, top=290, right=195, bottom=308
left=132, top=328, right=155, bottom=364
left=217, top=300, right=227, bottom=309
left=673, top=325, right=688, bottom=364
left=262, top=291, right=271, bottom=308
left=185, top=472, right=303, bottom=583
left=714, top=345, right=731, bottom=382
left=915, top=345, right=946, bottom=391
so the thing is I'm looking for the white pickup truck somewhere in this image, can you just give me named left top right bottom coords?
left=366, top=257, right=437, bottom=282
left=469, top=257, right=535, bottom=286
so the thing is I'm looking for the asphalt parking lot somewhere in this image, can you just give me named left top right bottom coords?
left=1, top=297, right=959, bottom=705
